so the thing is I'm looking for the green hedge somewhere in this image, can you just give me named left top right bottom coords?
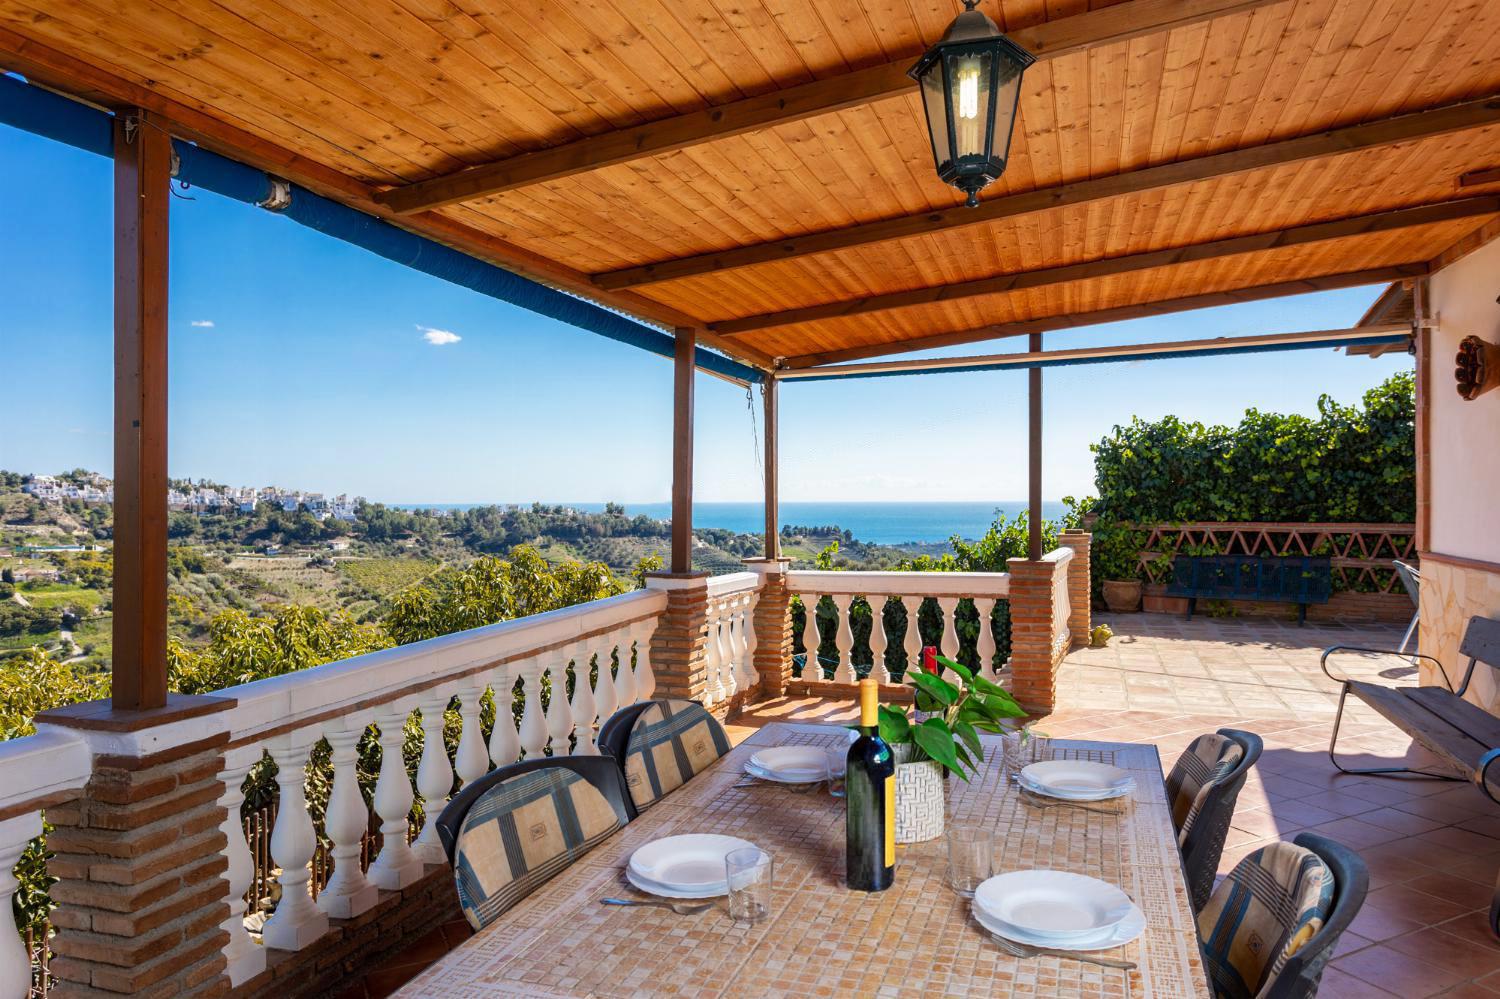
left=1091, top=372, right=1414, bottom=524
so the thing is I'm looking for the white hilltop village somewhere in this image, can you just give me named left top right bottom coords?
left=21, top=473, right=362, bottom=522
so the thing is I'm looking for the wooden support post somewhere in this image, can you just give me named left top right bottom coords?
left=1028, top=333, right=1043, bottom=562
left=763, top=377, right=779, bottom=560
left=671, top=328, right=696, bottom=574
left=1414, top=279, right=1432, bottom=552
left=112, top=109, right=171, bottom=711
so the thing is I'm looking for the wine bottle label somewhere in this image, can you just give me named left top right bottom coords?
left=883, top=774, right=895, bottom=862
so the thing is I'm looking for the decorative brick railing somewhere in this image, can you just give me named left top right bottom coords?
left=701, top=573, right=762, bottom=709
left=1134, top=522, right=1416, bottom=593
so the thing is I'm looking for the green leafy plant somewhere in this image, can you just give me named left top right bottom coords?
left=873, top=654, right=1026, bottom=780
left=1089, top=624, right=1113, bottom=647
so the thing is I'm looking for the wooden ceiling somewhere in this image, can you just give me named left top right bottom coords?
left=4, top=0, right=1500, bottom=372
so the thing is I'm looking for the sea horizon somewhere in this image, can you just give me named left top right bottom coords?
left=390, top=500, right=1069, bottom=545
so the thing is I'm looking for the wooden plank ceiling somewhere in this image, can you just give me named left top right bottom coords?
left=4, top=0, right=1500, bottom=371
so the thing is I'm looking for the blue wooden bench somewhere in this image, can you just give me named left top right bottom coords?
left=1165, top=554, right=1333, bottom=625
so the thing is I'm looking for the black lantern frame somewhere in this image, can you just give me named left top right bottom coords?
left=908, top=1, right=1035, bottom=207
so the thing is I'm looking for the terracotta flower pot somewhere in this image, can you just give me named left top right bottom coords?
left=1102, top=579, right=1143, bottom=613
left=892, top=745, right=945, bottom=843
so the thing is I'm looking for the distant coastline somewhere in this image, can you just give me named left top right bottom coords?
left=390, top=500, right=1069, bottom=545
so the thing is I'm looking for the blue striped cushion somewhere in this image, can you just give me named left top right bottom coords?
left=452, top=767, right=622, bottom=930
left=1167, top=733, right=1244, bottom=844
left=1198, top=841, right=1335, bottom=999
left=622, top=699, right=730, bottom=811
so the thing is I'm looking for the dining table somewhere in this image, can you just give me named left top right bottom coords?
left=400, top=721, right=1213, bottom=998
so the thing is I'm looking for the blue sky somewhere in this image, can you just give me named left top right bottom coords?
left=0, top=121, right=1412, bottom=504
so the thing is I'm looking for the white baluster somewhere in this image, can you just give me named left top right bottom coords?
left=517, top=660, right=548, bottom=759
left=937, top=596, right=961, bottom=662
left=0, top=813, right=42, bottom=995
left=319, top=720, right=379, bottom=919
left=737, top=594, right=759, bottom=692
left=454, top=678, right=491, bottom=784
left=367, top=703, right=423, bottom=890
left=801, top=593, right=822, bottom=682
left=595, top=636, right=619, bottom=730
left=488, top=667, right=521, bottom=766
left=411, top=689, right=454, bottom=866
left=571, top=642, right=599, bottom=755
left=217, top=750, right=266, bottom=985
left=902, top=596, right=923, bottom=678
left=614, top=629, right=638, bottom=707
left=545, top=650, right=575, bottom=754
left=703, top=605, right=725, bottom=705
left=717, top=599, right=738, bottom=700
left=867, top=594, right=890, bottom=684
left=634, top=618, right=658, bottom=701
left=263, top=730, right=329, bottom=950
left=833, top=594, right=856, bottom=684
left=975, top=597, right=999, bottom=680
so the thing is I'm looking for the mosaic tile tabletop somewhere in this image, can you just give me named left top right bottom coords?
left=402, top=723, right=1211, bottom=998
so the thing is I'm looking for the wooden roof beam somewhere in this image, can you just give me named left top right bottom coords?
left=712, top=197, right=1500, bottom=335
left=374, top=0, right=1284, bottom=215
left=0, top=27, right=774, bottom=374
left=779, top=265, right=1430, bottom=369
left=598, top=94, right=1500, bottom=290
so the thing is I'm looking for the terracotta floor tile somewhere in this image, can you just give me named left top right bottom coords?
left=1423, top=826, right=1500, bottom=857
left=1356, top=806, right=1448, bottom=836
left=1407, top=872, right=1498, bottom=911
left=1385, top=926, right=1500, bottom=979
left=1432, top=909, right=1500, bottom=950
left=1315, top=966, right=1401, bottom=998
left=1333, top=943, right=1468, bottom=997
left=363, top=961, right=428, bottom=999
left=1306, top=816, right=1407, bottom=850
left=1366, top=884, right=1478, bottom=926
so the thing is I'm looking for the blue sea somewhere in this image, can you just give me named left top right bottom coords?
left=399, top=501, right=1067, bottom=545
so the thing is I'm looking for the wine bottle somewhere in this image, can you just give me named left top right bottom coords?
left=846, top=678, right=896, bottom=891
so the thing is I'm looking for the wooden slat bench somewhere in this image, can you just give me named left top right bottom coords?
left=1322, top=615, right=1500, bottom=936
left=1168, top=554, right=1333, bottom=624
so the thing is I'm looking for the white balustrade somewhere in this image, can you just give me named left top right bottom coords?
left=787, top=571, right=1012, bottom=684
left=367, top=702, right=423, bottom=891
left=867, top=594, right=890, bottom=684
left=569, top=643, right=599, bottom=755
left=517, top=660, right=548, bottom=759
left=488, top=667, right=521, bottom=767
left=615, top=635, right=637, bottom=707
left=799, top=592, right=822, bottom=682
left=411, top=689, right=456, bottom=866
left=544, top=650, right=575, bottom=755
left=703, top=602, right=727, bottom=706
left=0, top=814, right=40, bottom=999
left=454, top=678, right=491, bottom=785
left=719, top=599, right=739, bottom=699
left=975, top=597, right=999, bottom=681
left=593, top=642, right=618, bottom=742
left=632, top=616, right=658, bottom=700
left=1049, top=548, right=1074, bottom=660
left=217, top=750, right=265, bottom=985
left=263, top=729, right=329, bottom=949
left=319, top=719, right=379, bottom=919
left=736, top=594, right=759, bottom=692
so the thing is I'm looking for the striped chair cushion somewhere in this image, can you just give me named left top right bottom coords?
left=452, top=767, right=623, bottom=930
left=1166, top=733, right=1244, bottom=845
left=1198, top=841, right=1335, bottom=999
left=622, top=699, right=731, bottom=811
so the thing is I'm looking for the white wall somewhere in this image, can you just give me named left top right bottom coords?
left=1429, top=236, right=1500, bottom=564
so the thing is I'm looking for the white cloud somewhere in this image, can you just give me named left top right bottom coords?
left=190, top=319, right=215, bottom=328
left=418, top=325, right=461, bottom=346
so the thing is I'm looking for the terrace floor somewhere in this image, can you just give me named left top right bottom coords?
left=344, top=613, right=1500, bottom=999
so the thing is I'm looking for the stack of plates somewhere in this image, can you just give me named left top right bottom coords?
left=745, top=745, right=845, bottom=784
left=1018, top=760, right=1136, bottom=801
left=625, top=834, right=756, bottom=899
left=972, top=871, right=1146, bottom=951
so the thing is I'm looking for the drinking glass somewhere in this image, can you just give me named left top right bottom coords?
left=725, top=847, right=774, bottom=923
left=945, top=824, right=992, bottom=898
left=824, top=747, right=847, bottom=798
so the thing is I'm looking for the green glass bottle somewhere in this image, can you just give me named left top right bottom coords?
left=846, top=679, right=896, bottom=891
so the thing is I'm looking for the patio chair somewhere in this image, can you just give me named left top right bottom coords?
left=597, top=698, right=731, bottom=817
left=1393, top=559, right=1421, bottom=658
left=1197, top=832, right=1368, bottom=999
left=1166, top=728, right=1264, bottom=912
left=434, top=756, right=631, bottom=930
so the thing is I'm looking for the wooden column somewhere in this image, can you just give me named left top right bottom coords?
left=1027, top=332, right=1043, bottom=561
left=112, top=110, right=171, bottom=711
left=762, top=377, right=780, bottom=560
left=1413, top=279, right=1432, bottom=552
left=671, top=328, right=696, bottom=574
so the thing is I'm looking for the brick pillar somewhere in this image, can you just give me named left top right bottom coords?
left=645, top=573, right=711, bottom=705
left=743, top=558, right=793, bottom=698
left=37, top=696, right=237, bottom=998
left=1059, top=530, right=1092, bottom=648
left=1006, top=558, right=1058, bottom=716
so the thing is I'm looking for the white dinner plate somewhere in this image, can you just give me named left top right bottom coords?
left=628, top=834, right=756, bottom=891
left=974, top=871, right=1134, bottom=941
left=624, top=866, right=727, bottom=899
left=1017, top=772, right=1136, bottom=802
left=748, top=745, right=844, bottom=782
left=974, top=898, right=1147, bottom=952
left=1019, top=760, right=1135, bottom=801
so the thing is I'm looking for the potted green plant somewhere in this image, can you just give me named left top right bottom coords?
left=1093, top=521, right=1145, bottom=613
left=875, top=654, right=1027, bottom=842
